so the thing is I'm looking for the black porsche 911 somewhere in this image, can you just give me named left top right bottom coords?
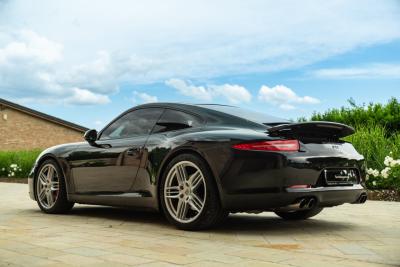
left=29, top=103, right=367, bottom=230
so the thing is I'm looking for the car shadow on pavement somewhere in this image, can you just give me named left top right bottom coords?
left=30, top=205, right=353, bottom=234
left=218, top=213, right=351, bottom=233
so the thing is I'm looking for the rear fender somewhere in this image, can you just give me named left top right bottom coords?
left=155, top=145, right=227, bottom=209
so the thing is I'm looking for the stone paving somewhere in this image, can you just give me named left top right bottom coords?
left=0, top=182, right=399, bottom=267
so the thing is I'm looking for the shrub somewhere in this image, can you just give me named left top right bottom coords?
left=311, top=97, right=400, bottom=134
left=0, top=150, right=42, bottom=178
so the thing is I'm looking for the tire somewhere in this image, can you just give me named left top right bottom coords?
left=35, top=159, right=74, bottom=214
left=275, top=207, right=323, bottom=220
left=160, top=153, right=228, bottom=230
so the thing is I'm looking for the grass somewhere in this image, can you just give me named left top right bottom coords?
left=0, top=150, right=42, bottom=178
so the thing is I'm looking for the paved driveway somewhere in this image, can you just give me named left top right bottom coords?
left=0, top=183, right=399, bottom=267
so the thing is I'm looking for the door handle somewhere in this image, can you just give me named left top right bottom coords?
left=127, top=148, right=140, bottom=156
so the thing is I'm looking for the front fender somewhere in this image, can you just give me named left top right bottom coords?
left=28, top=143, right=81, bottom=201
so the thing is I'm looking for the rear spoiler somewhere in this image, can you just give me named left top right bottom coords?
left=267, top=121, right=355, bottom=139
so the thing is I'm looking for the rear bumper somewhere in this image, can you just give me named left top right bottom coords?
left=222, top=184, right=366, bottom=211
left=214, top=145, right=367, bottom=212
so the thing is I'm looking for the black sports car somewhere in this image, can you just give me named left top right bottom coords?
left=29, top=103, right=367, bottom=230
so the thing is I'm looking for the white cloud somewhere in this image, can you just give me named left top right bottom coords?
left=258, top=85, right=320, bottom=109
left=133, top=91, right=158, bottom=103
left=0, top=30, right=65, bottom=97
left=1, top=1, right=400, bottom=104
left=0, top=0, right=399, bottom=94
left=165, top=79, right=212, bottom=101
left=60, top=51, right=120, bottom=94
left=212, top=84, right=252, bottom=104
left=65, top=88, right=110, bottom=105
left=311, top=63, right=400, bottom=79
left=165, top=79, right=251, bottom=104
left=0, top=30, right=63, bottom=65
left=0, top=30, right=114, bottom=105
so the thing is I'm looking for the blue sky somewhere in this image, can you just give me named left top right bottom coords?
left=0, top=0, right=399, bottom=129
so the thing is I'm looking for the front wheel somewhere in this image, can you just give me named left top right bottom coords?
left=275, top=207, right=323, bottom=220
left=160, top=154, right=228, bottom=230
left=35, top=159, right=74, bottom=214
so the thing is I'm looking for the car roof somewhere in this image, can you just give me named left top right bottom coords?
left=135, top=102, right=288, bottom=126
left=134, top=102, right=229, bottom=113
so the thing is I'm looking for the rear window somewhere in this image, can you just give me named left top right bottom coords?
left=152, top=109, right=203, bottom=133
left=197, top=105, right=288, bottom=125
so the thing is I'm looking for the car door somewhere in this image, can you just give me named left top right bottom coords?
left=69, top=108, right=164, bottom=194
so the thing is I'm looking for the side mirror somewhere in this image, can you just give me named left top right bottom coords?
left=84, top=129, right=98, bottom=144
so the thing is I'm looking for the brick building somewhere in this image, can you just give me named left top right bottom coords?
left=0, top=98, right=88, bottom=150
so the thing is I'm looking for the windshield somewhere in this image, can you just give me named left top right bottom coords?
left=197, top=104, right=289, bottom=125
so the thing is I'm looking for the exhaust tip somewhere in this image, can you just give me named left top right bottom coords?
left=298, top=197, right=317, bottom=209
left=307, top=198, right=316, bottom=209
left=299, top=198, right=308, bottom=209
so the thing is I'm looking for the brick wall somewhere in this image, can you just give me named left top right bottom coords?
left=0, top=107, right=85, bottom=150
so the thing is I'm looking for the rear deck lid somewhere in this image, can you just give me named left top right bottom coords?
left=267, top=121, right=355, bottom=139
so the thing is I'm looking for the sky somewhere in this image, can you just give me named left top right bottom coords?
left=0, top=0, right=399, bottom=129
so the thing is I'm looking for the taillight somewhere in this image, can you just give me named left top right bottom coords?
left=232, top=140, right=300, bottom=152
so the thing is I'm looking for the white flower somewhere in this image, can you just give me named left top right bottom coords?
left=366, top=168, right=375, bottom=175
left=1, top=167, right=5, bottom=171
left=365, top=174, right=369, bottom=181
left=367, top=168, right=380, bottom=177
left=381, top=167, right=391, bottom=179
left=383, top=155, right=400, bottom=167
left=10, top=164, right=17, bottom=168
left=384, top=156, right=394, bottom=167
left=10, top=172, right=15, bottom=177
left=390, top=159, right=400, bottom=167
left=372, top=181, right=377, bottom=186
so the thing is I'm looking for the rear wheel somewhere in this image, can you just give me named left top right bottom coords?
left=160, top=154, right=228, bottom=230
left=35, top=159, right=74, bottom=214
left=275, top=207, right=323, bottom=220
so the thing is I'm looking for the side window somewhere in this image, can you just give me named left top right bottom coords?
left=100, top=108, right=163, bottom=140
left=153, top=109, right=202, bottom=133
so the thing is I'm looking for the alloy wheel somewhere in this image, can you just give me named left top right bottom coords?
left=164, top=161, right=206, bottom=223
left=36, top=164, right=60, bottom=209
